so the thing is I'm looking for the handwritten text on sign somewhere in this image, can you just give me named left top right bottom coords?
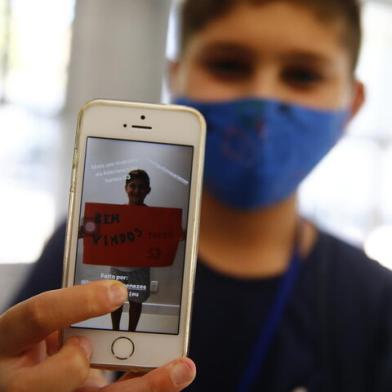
left=82, top=202, right=183, bottom=267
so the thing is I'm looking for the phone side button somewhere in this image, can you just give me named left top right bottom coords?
left=111, top=337, right=135, bottom=360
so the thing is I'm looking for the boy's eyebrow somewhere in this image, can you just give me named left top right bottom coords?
left=198, top=42, right=256, bottom=59
left=280, top=51, right=335, bottom=67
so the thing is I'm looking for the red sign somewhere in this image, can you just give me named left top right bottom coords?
left=82, top=202, right=183, bottom=267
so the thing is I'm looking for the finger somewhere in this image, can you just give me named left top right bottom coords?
left=75, top=388, right=100, bottom=392
left=82, top=368, right=110, bottom=388
left=46, top=331, right=60, bottom=356
left=73, top=369, right=110, bottom=392
left=75, top=370, right=120, bottom=392
left=102, top=358, right=196, bottom=392
left=5, top=337, right=92, bottom=392
left=0, top=280, right=127, bottom=356
left=117, top=371, right=139, bottom=381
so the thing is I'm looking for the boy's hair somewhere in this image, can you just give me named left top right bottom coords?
left=125, top=169, right=150, bottom=186
left=179, top=0, right=362, bottom=71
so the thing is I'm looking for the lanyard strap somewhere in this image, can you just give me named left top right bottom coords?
left=237, top=247, right=301, bottom=392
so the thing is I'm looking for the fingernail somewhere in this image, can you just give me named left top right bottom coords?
left=170, top=360, right=195, bottom=386
left=109, top=282, right=128, bottom=306
left=77, top=337, right=93, bottom=359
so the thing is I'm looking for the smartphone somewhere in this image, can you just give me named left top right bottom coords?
left=62, top=99, right=206, bottom=371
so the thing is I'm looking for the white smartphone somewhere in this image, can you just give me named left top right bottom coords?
left=62, top=99, right=206, bottom=371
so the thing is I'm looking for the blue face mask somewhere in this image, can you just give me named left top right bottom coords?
left=175, top=97, right=349, bottom=210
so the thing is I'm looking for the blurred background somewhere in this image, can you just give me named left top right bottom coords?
left=1, top=0, right=392, bottom=311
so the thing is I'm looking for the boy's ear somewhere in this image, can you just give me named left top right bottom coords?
left=349, top=80, right=365, bottom=120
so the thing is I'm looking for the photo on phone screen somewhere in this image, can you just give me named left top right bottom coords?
left=72, top=136, right=193, bottom=335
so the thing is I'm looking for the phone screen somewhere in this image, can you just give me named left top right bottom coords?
left=72, top=136, right=194, bottom=335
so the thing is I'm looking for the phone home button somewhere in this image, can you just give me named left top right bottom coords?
left=111, top=337, right=135, bottom=360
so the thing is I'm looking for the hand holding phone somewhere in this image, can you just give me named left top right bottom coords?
left=0, top=281, right=196, bottom=391
left=62, top=100, right=205, bottom=370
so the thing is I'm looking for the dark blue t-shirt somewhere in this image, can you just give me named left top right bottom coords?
left=11, top=222, right=392, bottom=391
left=187, top=255, right=316, bottom=391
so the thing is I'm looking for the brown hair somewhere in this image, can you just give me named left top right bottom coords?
left=179, top=0, right=362, bottom=71
left=125, top=169, right=150, bottom=187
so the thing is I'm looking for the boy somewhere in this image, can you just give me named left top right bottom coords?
left=110, top=169, right=152, bottom=332
left=11, top=0, right=392, bottom=391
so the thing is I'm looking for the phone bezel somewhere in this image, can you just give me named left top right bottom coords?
left=62, top=99, right=206, bottom=370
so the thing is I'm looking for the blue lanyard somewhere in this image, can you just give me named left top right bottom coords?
left=237, top=248, right=301, bottom=392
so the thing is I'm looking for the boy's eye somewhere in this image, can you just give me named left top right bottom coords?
left=202, top=58, right=253, bottom=81
left=282, top=66, right=324, bottom=88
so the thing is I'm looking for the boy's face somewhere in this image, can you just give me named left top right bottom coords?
left=172, top=2, right=364, bottom=114
left=125, top=179, right=150, bottom=205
